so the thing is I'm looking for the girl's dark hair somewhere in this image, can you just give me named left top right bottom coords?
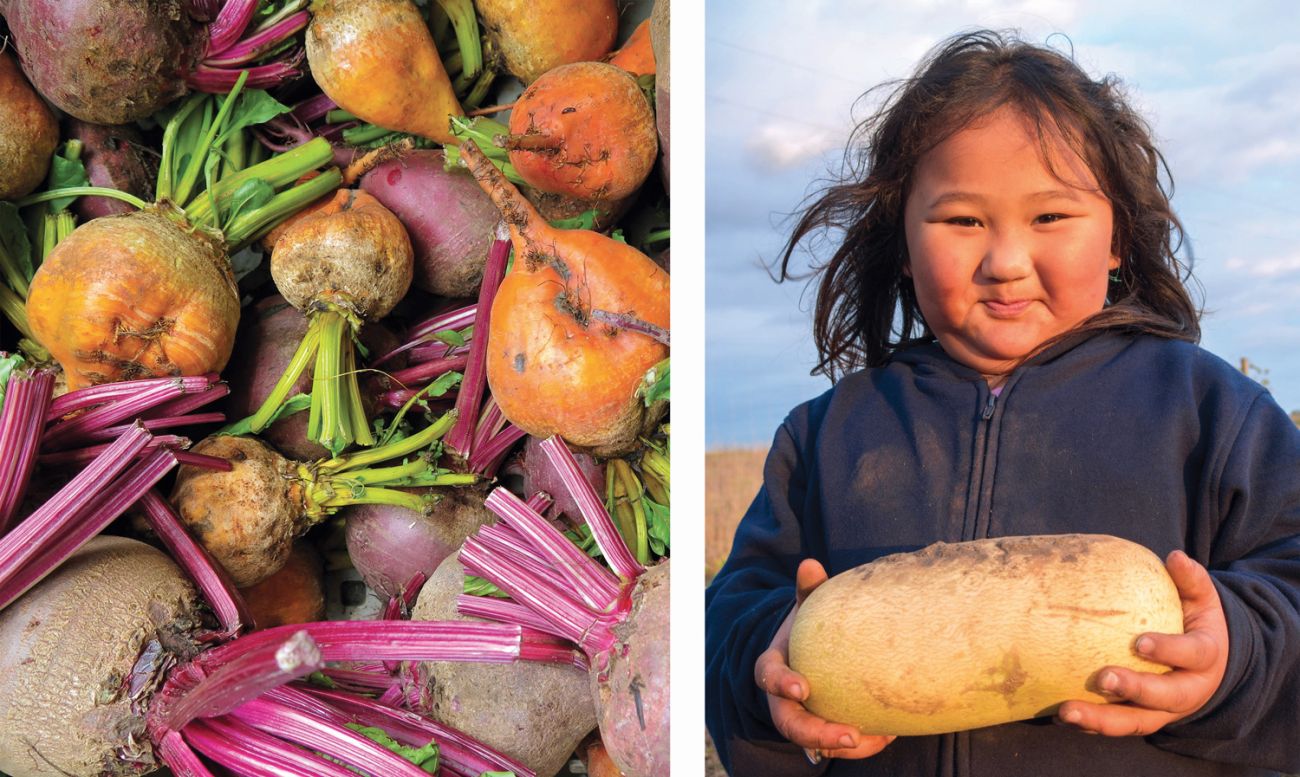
left=779, top=29, right=1201, bottom=381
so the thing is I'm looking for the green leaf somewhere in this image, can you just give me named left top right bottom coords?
left=213, top=89, right=294, bottom=149
left=0, top=203, right=34, bottom=286
left=564, top=523, right=605, bottom=561
left=549, top=210, right=599, bottom=231
left=306, top=670, right=338, bottom=689
left=639, top=358, right=670, bottom=406
left=430, top=328, right=467, bottom=348
left=45, top=150, right=91, bottom=213
left=226, top=178, right=277, bottom=228
left=217, top=393, right=311, bottom=436
left=463, top=575, right=510, bottom=598
left=0, top=352, right=24, bottom=412
left=645, top=497, right=670, bottom=556
left=343, top=724, right=439, bottom=773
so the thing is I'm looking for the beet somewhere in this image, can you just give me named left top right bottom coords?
left=224, top=295, right=400, bottom=462
left=344, top=487, right=497, bottom=599
left=516, top=435, right=606, bottom=524
left=66, top=120, right=159, bottom=221
left=592, top=560, right=670, bottom=775
left=412, top=551, right=597, bottom=777
left=0, top=50, right=59, bottom=201
left=360, top=150, right=502, bottom=299
left=0, top=536, right=203, bottom=777
left=0, top=0, right=208, bottom=124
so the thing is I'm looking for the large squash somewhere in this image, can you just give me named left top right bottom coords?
left=788, top=534, right=1184, bottom=735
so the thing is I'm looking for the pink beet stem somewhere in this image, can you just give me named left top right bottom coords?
left=156, top=729, right=218, bottom=777
left=403, top=304, right=476, bottom=346
left=160, top=630, right=323, bottom=732
left=483, top=487, right=622, bottom=604
left=0, top=425, right=151, bottom=588
left=87, top=411, right=226, bottom=442
left=42, top=381, right=187, bottom=449
left=455, top=594, right=576, bottom=641
left=183, top=716, right=357, bottom=777
left=0, top=447, right=176, bottom=610
left=37, top=435, right=188, bottom=468
left=173, top=450, right=235, bottom=471
left=0, top=369, right=55, bottom=535
left=445, top=234, right=511, bottom=456
left=189, top=59, right=302, bottom=92
left=389, top=353, right=469, bottom=386
left=206, top=12, right=309, bottom=66
left=229, top=697, right=436, bottom=777
left=540, top=436, right=645, bottom=580
left=206, top=0, right=258, bottom=53
left=194, top=620, right=572, bottom=669
left=303, top=686, right=537, bottom=777
left=139, top=489, right=251, bottom=640
left=141, top=382, right=231, bottom=420
left=46, top=374, right=216, bottom=421
left=291, top=93, right=338, bottom=124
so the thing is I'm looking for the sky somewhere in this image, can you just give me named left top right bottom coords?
left=704, top=0, right=1300, bottom=448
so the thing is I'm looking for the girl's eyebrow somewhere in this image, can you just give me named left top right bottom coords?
left=926, top=189, right=1084, bottom=208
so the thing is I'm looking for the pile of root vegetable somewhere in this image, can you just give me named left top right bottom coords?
left=0, top=1, right=670, bottom=775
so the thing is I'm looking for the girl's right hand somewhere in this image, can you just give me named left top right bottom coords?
left=754, top=558, right=897, bottom=761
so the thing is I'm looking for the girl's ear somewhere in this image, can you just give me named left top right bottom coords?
left=1108, top=255, right=1121, bottom=271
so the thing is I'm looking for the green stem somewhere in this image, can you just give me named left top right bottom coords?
left=325, top=109, right=358, bottom=124
left=184, top=138, right=335, bottom=229
left=321, top=410, right=458, bottom=475
left=225, top=168, right=342, bottom=251
left=248, top=317, right=323, bottom=433
left=0, top=242, right=29, bottom=300
left=16, top=187, right=148, bottom=211
left=0, top=285, right=34, bottom=342
left=435, top=0, right=482, bottom=82
left=341, top=123, right=395, bottom=146
left=342, top=332, right=374, bottom=447
left=175, top=71, right=250, bottom=208
left=462, top=69, right=498, bottom=111
left=314, top=486, right=432, bottom=514
left=312, top=310, right=348, bottom=455
left=157, top=94, right=208, bottom=203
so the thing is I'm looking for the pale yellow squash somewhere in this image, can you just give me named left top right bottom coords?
left=788, top=534, right=1184, bottom=735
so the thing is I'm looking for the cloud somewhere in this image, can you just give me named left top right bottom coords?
left=744, top=123, right=844, bottom=169
left=1224, top=253, right=1300, bottom=279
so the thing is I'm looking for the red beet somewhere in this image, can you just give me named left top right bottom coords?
left=0, top=0, right=208, bottom=124
left=66, top=119, right=160, bottom=221
left=359, top=150, right=501, bottom=299
left=344, top=487, right=497, bottom=599
left=515, top=435, right=606, bottom=524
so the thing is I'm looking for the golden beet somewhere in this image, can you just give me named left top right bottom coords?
left=788, top=534, right=1184, bottom=735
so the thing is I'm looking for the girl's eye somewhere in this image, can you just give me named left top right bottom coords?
left=946, top=216, right=982, bottom=228
left=1035, top=213, right=1068, bottom=224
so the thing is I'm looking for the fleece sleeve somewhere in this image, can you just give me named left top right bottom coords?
left=1150, top=392, right=1300, bottom=772
left=704, top=410, right=831, bottom=776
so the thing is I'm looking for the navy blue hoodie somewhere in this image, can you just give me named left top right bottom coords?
left=705, top=333, right=1300, bottom=776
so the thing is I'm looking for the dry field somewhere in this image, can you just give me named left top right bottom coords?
left=705, top=447, right=767, bottom=582
left=704, top=447, right=768, bottom=777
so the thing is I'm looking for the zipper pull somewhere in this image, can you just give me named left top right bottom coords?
left=981, top=393, right=996, bottom=420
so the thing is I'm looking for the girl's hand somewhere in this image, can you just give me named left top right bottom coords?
left=754, top=558, right=896, bottom=760
left=1057, top=550, right=1229, bottom=736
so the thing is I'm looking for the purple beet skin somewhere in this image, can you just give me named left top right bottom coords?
left=66, top=119, right=160, bottom=220
left=0, top=0, right=208, bottom=124
left=344, top=487, right=497, bottom=599
left=360, top=150, right=501, bottom=299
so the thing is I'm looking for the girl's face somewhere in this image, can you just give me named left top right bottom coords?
left=902, top=106, right=1119, bottom=384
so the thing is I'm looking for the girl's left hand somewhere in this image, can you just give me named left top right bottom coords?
left=1057, top=550, right=1229, bottom=736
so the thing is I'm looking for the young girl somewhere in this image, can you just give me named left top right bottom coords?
left=704, top=30, right=1300, bottom=777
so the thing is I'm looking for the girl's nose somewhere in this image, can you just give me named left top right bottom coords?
left=981, top=232, right=1032, bottom=282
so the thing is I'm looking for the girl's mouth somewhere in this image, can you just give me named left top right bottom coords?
left=983, top=299, right=1033, bottom=318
